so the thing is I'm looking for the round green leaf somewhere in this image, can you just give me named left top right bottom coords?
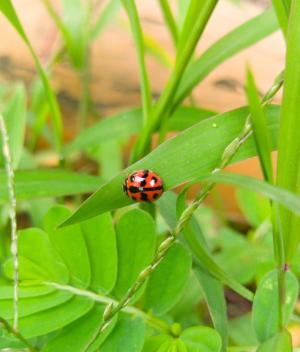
left=145, top=242, right=192, bottom=315
left=181, top=326, right=222, bottom=352
left=113, top=209, right=156, bottom=299
left=252, top=270, right=299, bottom=342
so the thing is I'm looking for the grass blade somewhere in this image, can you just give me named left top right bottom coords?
left=272, top=0, right=289, bottom=36
left=159, top=0, right=178, bottom=46
left=0, top=170, right=102, bottom=202
left=246, top=68, right=273, bottom=183
left=174, top=9, right=279, bottom=108
left=59, top=105, right=280, bottom=227
left=121, top=0, right=152, bottom=121
left=276, top=0, right=300, bottom=262
left=0, top=0, right=63, bottom=152
left=196, top=172, right=300, bottom=216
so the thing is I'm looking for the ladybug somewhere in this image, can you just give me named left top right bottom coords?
left=123, top=169, right=164, bottom=202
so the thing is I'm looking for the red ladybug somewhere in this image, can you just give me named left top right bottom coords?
left=123, top=170, right=164, bottom=202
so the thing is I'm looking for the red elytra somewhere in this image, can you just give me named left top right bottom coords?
left=123, top=169, right=164, bottom=202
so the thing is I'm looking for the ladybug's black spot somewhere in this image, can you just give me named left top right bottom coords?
left=129, top=186, right=139, bottom=193
left=153, top=193, right=159, bottom=199
left=141, top=193, right=148, bottom=201
left=140, top=179, right=147, bottom=187
left=151, top=176, right=158, bottom=184
left=143, top=170, right=149, bottom=178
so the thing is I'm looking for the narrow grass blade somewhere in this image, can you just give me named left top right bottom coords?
left=246, top=68, right=273, bottom=183
left=0, top=170, right=102, bottom=202
left=59, top=105, right=280, bottom=227
left=159, top=0, right=178, bottom=45
left=276, top=0, right=300, bottom=262
left=174, top=9, right=279, bottom=108
left=196, top=172, right=300, bottom=216
left=272, top=0, right=289, bottom=36
left=121, top=0, right=152, bottom=121
left=0, top=0, right=63, bottom=152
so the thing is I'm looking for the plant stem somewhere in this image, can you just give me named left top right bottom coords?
left=79, top=50, right=91, bottom=130
left=0, top=114, right=18, bottom=330
left=0, top=317, right=37, bottom=352
left=159, top=0, right=178, bottom=47
left=44, top=281, right=170, bottom=335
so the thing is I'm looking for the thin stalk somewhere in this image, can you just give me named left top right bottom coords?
left=0, top=114, right=18, bottom=330
left=78, top=49, right=91, bottom=130
left=0, top=317, right=37, bottom=352
left=159, top=0, right=178, bottom=46
left=44, top=281, right=170, bottom=335
left=84, top=71, right=284, bottom=350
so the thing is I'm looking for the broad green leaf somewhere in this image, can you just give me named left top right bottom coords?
left=121, top=0, right=152, bottom=119
left=113, top=209, right=156, bottom=299
left=145, top=242, right=192, bottom=315
left=44, top=206, right=91, bottom=289
left=181, top=326, right=222, bottom=352
left=142, top=335, right=172, bottom=352
left=236, top=188, right=271, bottom=227
left=246, top=68, right=273, bottom=182
left=0, top=286, right=54, bottom=299
left=174, top=9, right=279, bottom=106
left=101, top=315, right=146, bottom=352
left=0, top=290, right=72, bottom=319
left=0, top=84, right=26, bottom=168
left=0, top=169, right=103, bottom=202
left=61, top=105, right=280, bottom=227
left=229, top=314, right=257, bottom=347
left=0, top=0, right=63, bottom=151
left=42, top=305, right=109, bottom=352
left=15, top=296, right=94, bottom=338
left=194, top=268, right=228, bottom=352
left=257, top=329, right=292, bottom=352
left=195, top=172, right=300, bottom=216
left=276, top=0, right=300, bottom=262
left=3, top=228, right=68, bottom=284
left=252, top=270, right=299, bottom=342
left=63, top=106, right=213, bottom=156
left=80, top=213, right=118, bottom=293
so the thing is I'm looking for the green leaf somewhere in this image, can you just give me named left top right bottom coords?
left=181, top=326, right=222, bottom=352
left=145, top=242, right=192, bottom=315
left=42, top=305, right=110, bottom=352
left=0, top=290, right=72, bottom=319
left=44, top=206, right=91, bottom=289
left=174, top=9, right=279, bottom=106
left=113, top=209, right=156, bottom=299
left=252, top=270, right=299, bottom=342
left=246, top=68, right=273, bottom=182
left=61, top=105, right=280, bottom=227
left=0, top=84, right=26, bottom=168
left=276, top=0, right=300, bottom=262
left=3, top=228, right=68, bottom=284
left=0, top=286, right=54, bottom=299
left=121, top=0, right=152, bottom=120
left=0, top=0, right=63, bottom=151
left=0, top=169, right=102, bottom=202
left=194, top=268, right=228, bottom=352
left=272, top=0, right=289, bottom=36
left=236, top=188, right=271, bottom=227
left=195, top=172, right=300, bottom=216
left=101, top=315, right=146, bottom=352
left=257, top=329, right=292, bottom=352
left=142, top=335, right=172, bottom=352
left=63, top=107, right=213, bottom=156
left=229, top=314, right=257, bottom=347
left=80, top=213, right=118, bottom=293
left=15, top=296, right=94, bottom=338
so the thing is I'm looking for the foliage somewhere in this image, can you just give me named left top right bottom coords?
left=0, top=0, right=300, bottom=352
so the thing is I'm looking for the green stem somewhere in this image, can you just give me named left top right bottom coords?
left=0, top=317, right=37, bottom=352
left=44, top=282, right=170, bottom=335
left=78, top=50, right=91, bottom=130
